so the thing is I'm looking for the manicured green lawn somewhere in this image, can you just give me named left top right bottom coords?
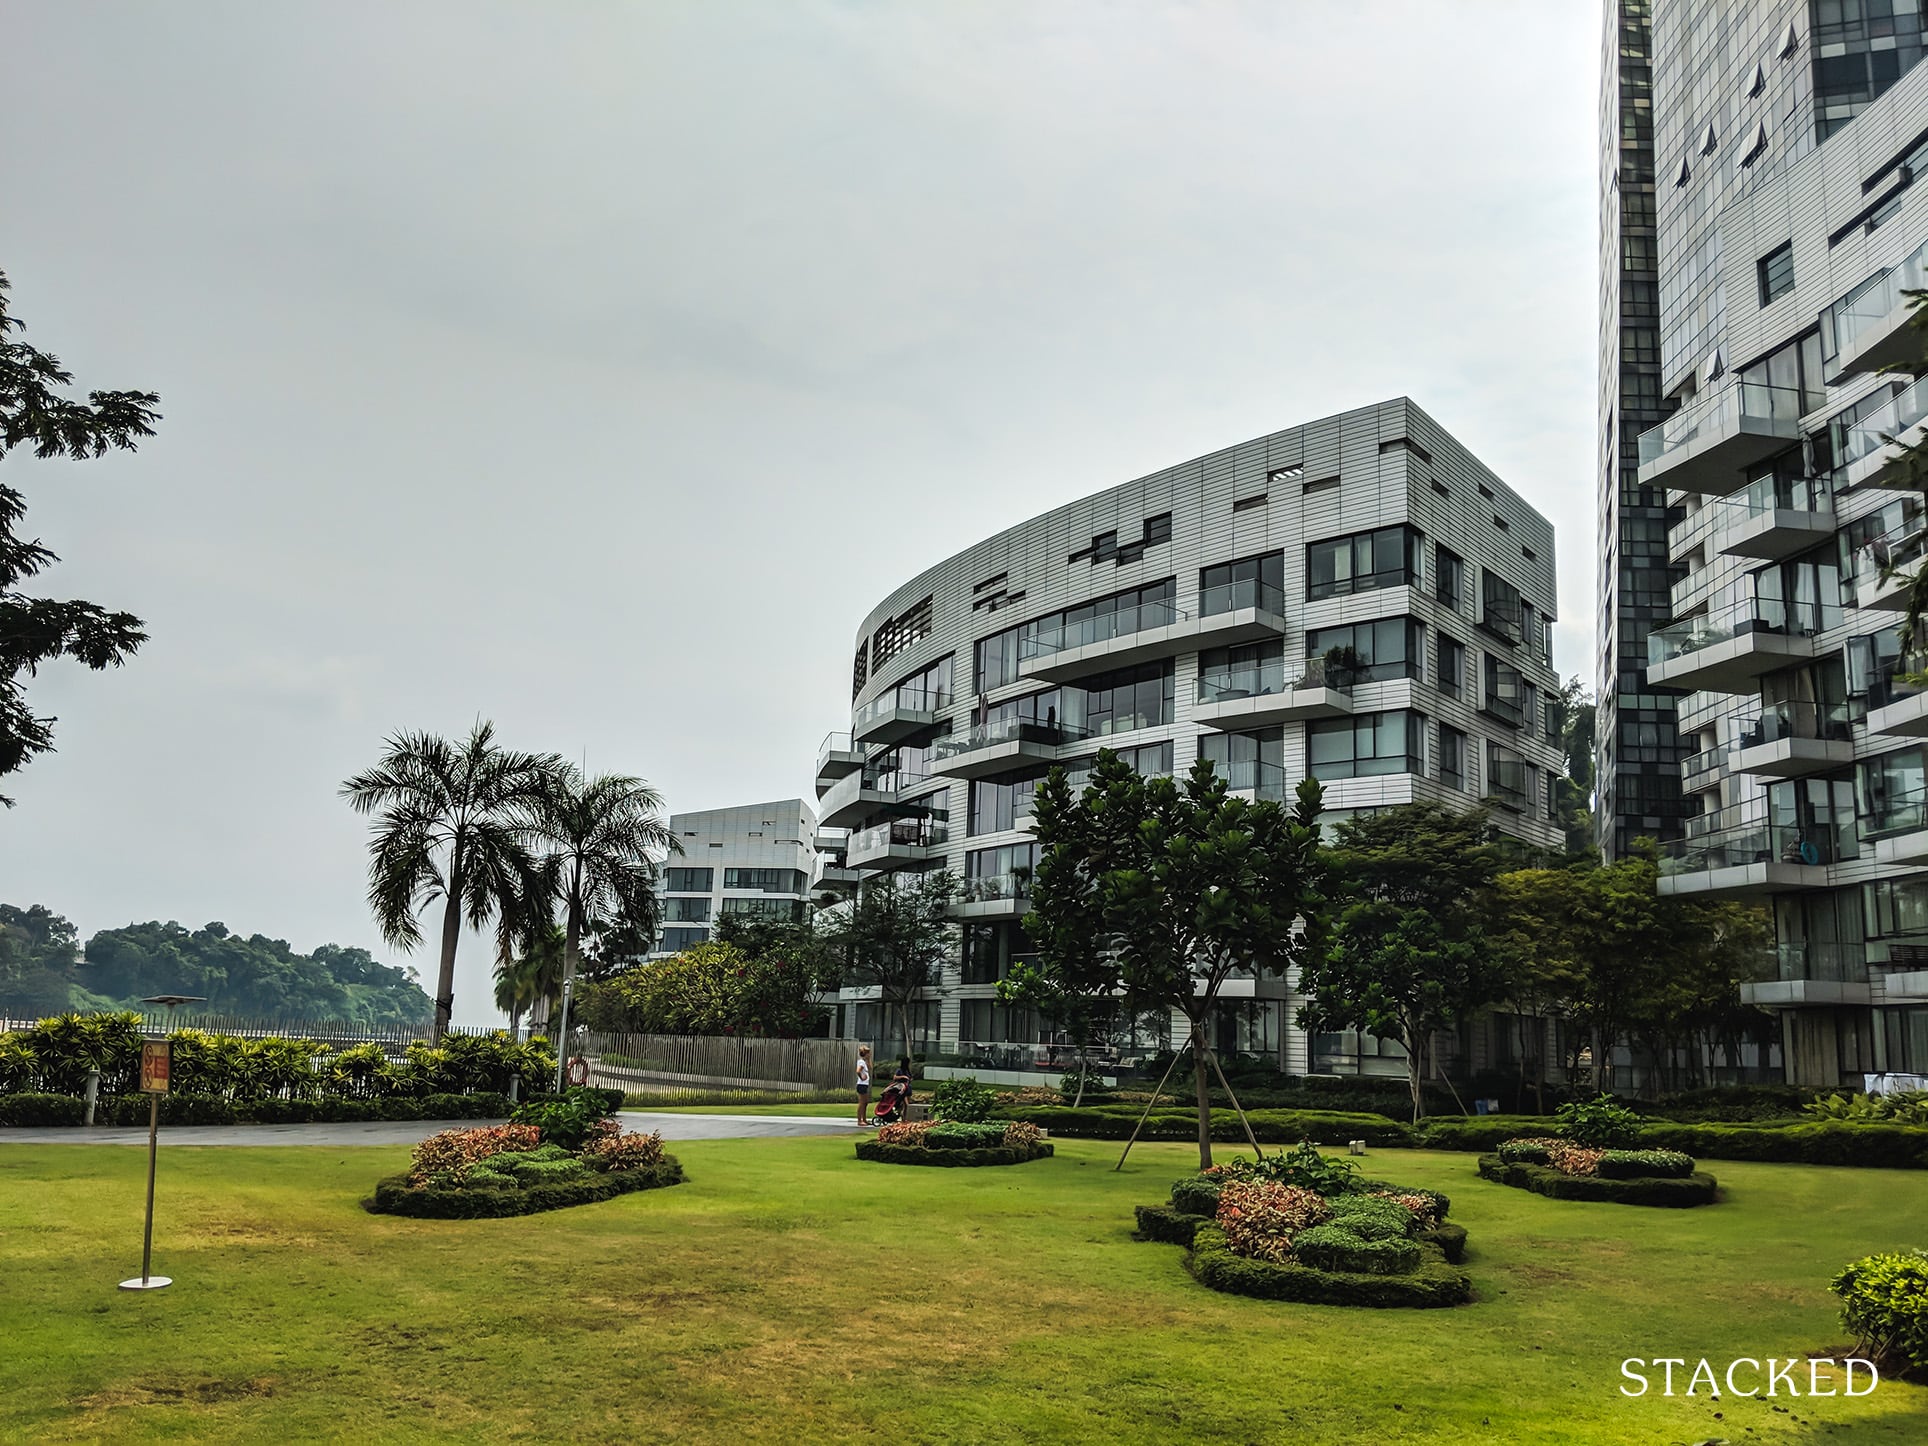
left=2, top=1138, right=1922, bottom=1443
left=630, top=1102, right=859, bottom=1115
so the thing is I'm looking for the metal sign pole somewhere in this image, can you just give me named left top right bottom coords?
left=120, top=993, right=200, bottom=1293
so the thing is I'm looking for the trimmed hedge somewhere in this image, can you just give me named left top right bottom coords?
left=1290, top=1224, right=1422, bottom=1276
left=1133, top=1205, right=1209, bottom=1246
left=1185, top=1225, right=1472, bottom=1308
left=1478, top=1154, right=1719, bottom=1207
left=366, top=1159, right=683, bottom=1218
left=0, top=1092, right=86, bottom=1126
left=1634, top=1120, right=1928, bottom=1170
left=1413, top=1116, right=1546, bottom=1153
left=1423, top=1223, right=1468, bottom=1265
left=95, top=1091, right=513, bottom=1127
left=854, top=1139, right=1054, bottom=1168
left=1169, top=1177, right=1223, bottom=1218
left=997, top=1105, right=1413, bottom=1148
left=1596, top=1148, right=1695, bottom=1180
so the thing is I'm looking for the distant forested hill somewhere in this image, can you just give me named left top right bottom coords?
left=0, top=905, right=431, bottom=1026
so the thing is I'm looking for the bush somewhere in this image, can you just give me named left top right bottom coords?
left=1830, top=1249, right=1928, bottom=1378
left=1214, top=1140, right=1363, bottom=1196
left=1643, top=1084, right=1817, bottom=1123
left=1423, top=1223, right=1469, bottom=1265
left=1169, top=1176, right=1223, bottom=1218
left=1323, top=1194, right=1416, bottom=1242
left=875, top=1120, right=931, bottom=1147
left=1185, top=1225, right=1471, bottom=1308
left=0, top=1092, right=85, bottom=1126
left=1806, top=1090, right=1928, bottom=1127
left=1214, top=1181, right=1331, bottom=1264
left=408, top=1124, right=543, bottom=1185
left=1478, top=1154, right=1719, bottom=1207
left=367, top=1159, right=683, bottom=1218
left=1556, top=1094, right=1644, bottom=1149
left=854, top=1138, right=1053, bottom=1168
left=1595, top=1148, right=1695, bottom=1180
left=1416, top=1116, right=1551, bottom=1153
left=930, top=1076, right=997, bottom=1123
left=1134, top=1204, right=1207, bottom=1247
left=1001, top=1120, right=1044, bottom=1149
left=1497, top=1137, right=1557, bottom=1165
left=510, top=1087, right=612, bottom=1151
left=1356, top=1180, right=1451, bottom=1223
left=581, top=1129, right=666, bottom=1172
left=1635, top=1120, right=1928, bottom=1170
left=996, top=1105, right=1413, bottom=1147
left=1290, top=1224, right=1423, bottom=1276
left=925, top=1122, right=1010, bottom=1150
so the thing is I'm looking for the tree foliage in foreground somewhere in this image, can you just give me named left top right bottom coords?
left=1, top=268, right=161, bottom=802
left=819, top=870, right=958, bottom=1062
left=1025, top=751, right=1329, bottom=1168
left=576, top=934, right=837, bottom=1039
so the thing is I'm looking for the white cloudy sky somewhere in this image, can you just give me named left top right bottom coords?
left=0, top=2, right=1599, bottom=1024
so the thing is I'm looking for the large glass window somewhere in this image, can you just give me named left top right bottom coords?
left=1307, top=711, right=1425, bottom=780
left=659, top=926, right=709, bottom=952
left=1438, top=636, right=1464, bottom=698
left=720, top=897, right=805, bottom=922
left=1055, top=740, right=1175, bottom=793
left=1436, top=547, right=1464, bottom=609
left=1199, top=728, right=1284, bottom=796
left=723, top=867, right=809, bottom=893
left=1483, top=654, right=1528, bottom=727
left=1479, top=571, right=1535, bottom=646
left=864, top=743, right=936, bottom=795
left=1754, top=547, right=1844, bottom=637
left=1020, top=580, right=1177, bottom=658
left=1486, top=742, right=1528, bottom=810
left=961, top=921, right=1037, bottom=986
left=963, top=843, right=1036, bottom=904
left=969, top=776, right=1039, bottom=835
left=1439, top=724, right=1467, bottom=791
left=1069, top=660, right=1173, bottom=737
left=1200, top=552, right=1284, bottom=616
left=1306, top=617, right=1424, bottom=684
left=974, top=626, right=1022, bottom=693
left=663, top=897, right=712, bottom=923
left=1859, top=746, right=1928, bottom=838
left=1773, top=776, right=1859, bottom=864
left=1306, top=525, right=1423, bottom=600
left=1197, top=642, right=1286, bottom=702
left=1739, top=329, right=1828, bottom=419
left=1865, top=876, right=1928, bottom=943
left=663, top=867, right=714, bottom=893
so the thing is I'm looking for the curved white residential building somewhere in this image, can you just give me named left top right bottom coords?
left=817, top=397, right=1564, bottom=1080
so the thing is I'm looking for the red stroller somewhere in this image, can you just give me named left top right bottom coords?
left=873, top=1081, right=908, bottom=1125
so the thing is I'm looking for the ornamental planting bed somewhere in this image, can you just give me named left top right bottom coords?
left=1134, top=1144, right=1472, bottom=1308
left=854, top=1119, right=1054, bottom=1167
left=367, top=1120, right=684, bottom=1219
left=1478, top=1136, right=1718, bottom=1207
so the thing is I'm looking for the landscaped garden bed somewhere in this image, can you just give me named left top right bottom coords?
left=1134, top=1143, right=1471, bottom=1308
left=855, top=1119, right=1053, bottom=1166
left=1477, top=1139, right=1718, bottom=1206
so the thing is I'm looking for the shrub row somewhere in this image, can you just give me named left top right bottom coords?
left=0, top=1091, right=516, bottom=1128
left=1000, top=1104, right=1928, bottom=1171
left=1184, top=1225, right=1471, bottom=1308
left=1477, top=1154, right=1720, bottom=1207
left=1134, top=1205, right=1209, bottom=1247
left=366, top=1159, right=683, bottom=1218
left=853, top=1139, right=1054, bottom=1168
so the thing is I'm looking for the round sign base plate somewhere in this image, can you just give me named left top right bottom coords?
left=118, top=1276, right=173, bottom=1291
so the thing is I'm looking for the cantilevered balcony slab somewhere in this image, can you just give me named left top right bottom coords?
left=813, top=865, right=862, bottom=894
left=1822, top=241, right=1928, bottom=384
left=814, top=734, right=864, bottom=796
left=1018, top=606, right=1286, bottom=685
left=1714, top=507, right=1837, bottom=561
left=1635, top=382, right=1805, bottom=496
left=1869, top=689, right=1928, bottom=738
left=1645, top=626, right=1817, bottom=693
left=1741, top=979, right=1872, bottom=1007
left=1194, top=687, right=1354, bottom=728
left=930, top=721, right=1076, bottom=781
left=1875, top=829, right=1928, bottom=868
left=852, top=698, right=949, bottom=748
left=1658, top=860, right=1829, bottom=899
left=846, top=820, right=949, bottom=872
left=816, top=769, right=942, bottom=829
left=1733, top=733, right=1856, bottom=779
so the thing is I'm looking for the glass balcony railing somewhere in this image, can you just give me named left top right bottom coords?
left=853, top=688, right=950, bottom=732
left=1636, top=381, right=1807, bottom=470
left=1199, top=577, right=1287, bottom=618
left=1834, top=375, right=1928, bottom=472
left=1864, top=784, right=1928, bottom=840
left=816, top=731, right=855, bottom=770
left=1738, top=700, right=1852, bottom=748
left=1847, top=519, right=1928, bottom=601
left=1197, top=657, right=1288, bottom=703
left=1659, top=821, right=1834, bottom=875
left=930, top=716, right=1088, bottom=760
left=1821, top=236, right=1928, bottom=369
left=1757, top=942, right=1871, bottom=985
left=1019, top=598, right=1186, bottom=659
left=1206, top=756, right=1288, bottom=800
left=850, top=818, right=949, bottom=855
left=1717, top=469, right=1833, bottom=523
left=1646, top=598, right=1826, bottom=669
left=1291, top=656, right=1356, bottom=692
left=1680, top=744, right=1730, bottom=789
left=959, top=871, right=1031, bottom=905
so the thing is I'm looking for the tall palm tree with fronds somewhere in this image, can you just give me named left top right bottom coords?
left=525, top=763, right=678, bottom=1080
left=341, top=721, right=555, bottom=1041
left=494, top=916, right=565, bottom=1039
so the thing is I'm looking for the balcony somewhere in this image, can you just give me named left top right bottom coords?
left=1846, top=518, right=1927, bottom=612
left=847, top=818, right=950, bottom=872
left=814, top=732, right=864, bottom=796
left=1680, top=743, right=1731, bottom=793
left=1868, top=787, right=1928, bottom=867
left=1656, top=820, right=1833, bottom=898
left=1636, top=381, right=1806, bottom=495
left=813, top=864, right=862, bottom=895
left=816, top=765, right=944, bottom=829
left=852, top=689, right=951, bottom=748
left=1820, top=237, right=1928, bottom=383
left=1869, top=677, right=1928, bottom=738
left=1206, top=756, right=1290, bottom=801
left=1645, top=600, right=1823, bottom=693
left=930, top=717, right=1087, bottom=781
left=1833, top=375, right=1928, bottom=494
left=1741, top=944, right=1873, bottom=1009
left=814, top=828, right=848, bottom=857
left=952, top=871, right=1032, bottom=920
left=1017, top=584, right=1286, bottom=685
left=1191, top=655, right=1355, bottom=729
left=1710, top=474, right=1836, bottom=562
left=1733, top=702, right=1855, bottom=778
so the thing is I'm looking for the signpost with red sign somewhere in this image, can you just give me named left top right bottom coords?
left=120, top=996, right=201, bottom=1293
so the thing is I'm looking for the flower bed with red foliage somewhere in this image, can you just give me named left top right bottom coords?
left=369, top=1117, right=682, bottom=1219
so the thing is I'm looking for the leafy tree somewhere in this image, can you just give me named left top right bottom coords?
left=1, top=269, right=161, bottom=803
left=577, top=937, right=832, bottom=1037
left=522, top=762, right=677, bottom=1075
left=0, top=902, right=80, bottom=1015
left=1296, top=802, right=1504, bottom=1123
left=494, top=919, right=564, bottom=1039
left=820, top=869, right=957, bottom=1061
left=340, top=721, right=555, bottom=1040
left=1486, top=868, right=1593, bottom=1111
left=1550, top=678, right=1597, bottom=858
left=1026, top=751, right=1329, bottom=1168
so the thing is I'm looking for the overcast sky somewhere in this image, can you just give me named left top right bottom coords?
left=0, top=2, right=1598, bottom=1025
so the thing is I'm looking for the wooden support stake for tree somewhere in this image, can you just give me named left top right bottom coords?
left=1114, top=1039, right=1189, bottom=1172
left=1206, top=1042, right=1264, bottom=1159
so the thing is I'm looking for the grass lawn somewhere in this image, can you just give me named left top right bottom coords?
left=2, top=1138, right=1923, bottom=1444
left=631, top=1103, right=857, bottom=1116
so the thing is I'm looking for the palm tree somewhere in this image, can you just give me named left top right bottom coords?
left=493, top=919, right=564, bottom=1039
left=525, top=763, right=678, bottom=1082
left=340, top=721, right=555, bottom=1041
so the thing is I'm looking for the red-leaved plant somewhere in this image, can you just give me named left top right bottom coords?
left=407, top=1124, right=541, bottom=1186
left=1215, top=1181, right=1331, bottom=1264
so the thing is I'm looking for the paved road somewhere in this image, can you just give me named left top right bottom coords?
left=0, top=1111, right=859, bottom=1148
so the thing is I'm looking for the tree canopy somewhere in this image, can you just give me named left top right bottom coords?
left=1, top=268, right=161, bottom=802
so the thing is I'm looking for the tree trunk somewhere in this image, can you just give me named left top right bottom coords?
left=898, top=996, right=912, bottom=1065
left=1531, top=1011, right=1546, bottom=1115
left=508, top=1003, right=524, bottom=1041
left=1190, top=1019, right=1213, bottom=1170
left=433, top=887, right=463, bottom=1043
left=1406, top=1033, right=1426, bottom=1124
left=1072, top=1042, right=1088, bottom=1109
left=553, top=876, right=584, bottom=1091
